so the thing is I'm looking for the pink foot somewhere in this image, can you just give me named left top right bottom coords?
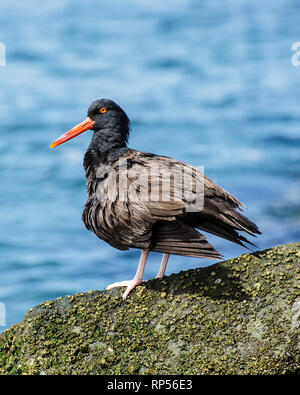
left=106, top=279, right=144, bottom=300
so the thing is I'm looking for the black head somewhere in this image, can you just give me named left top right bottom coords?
left=50, top=98, right=130, bottom=151
left=87, top=99, right=130, bottom=151
left=88, top=99, right=129, bottom=133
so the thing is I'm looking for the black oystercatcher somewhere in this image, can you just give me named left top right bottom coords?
left=50, top=99, right=261, bottom=299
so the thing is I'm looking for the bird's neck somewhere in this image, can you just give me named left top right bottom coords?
left=83, top=128, right=129, bottom=194
left=88, top=127, right=128, bottom=153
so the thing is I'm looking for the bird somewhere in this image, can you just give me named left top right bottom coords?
left=50, top=98, right=261, bottom=300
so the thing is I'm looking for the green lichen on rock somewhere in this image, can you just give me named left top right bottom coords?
left=0, top=242, right=299, bottom=375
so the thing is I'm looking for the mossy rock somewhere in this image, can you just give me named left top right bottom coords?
left=0, top=242, right=299, bottom=375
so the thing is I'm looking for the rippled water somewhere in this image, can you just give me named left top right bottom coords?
left=0, top=0, right=300, bottom=330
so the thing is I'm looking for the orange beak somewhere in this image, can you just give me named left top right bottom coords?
left=49, top=117, right=96, bottom=148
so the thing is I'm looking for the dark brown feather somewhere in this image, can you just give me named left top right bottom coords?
left=151, top=220, right=222, bottom=258
left=82, top=148, right=261, bottom=258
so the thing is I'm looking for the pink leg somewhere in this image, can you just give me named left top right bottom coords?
left=106, top=250, right=149, bottom=300
left=155, top=254, right=169, bottom=279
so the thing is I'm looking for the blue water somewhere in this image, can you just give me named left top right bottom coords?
left=0, top=0, right=300, bottom=331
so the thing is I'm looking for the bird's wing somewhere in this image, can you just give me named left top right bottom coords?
left=122, top=150, right=261, bottom=249
left=151, top=219, right=222, bottom=258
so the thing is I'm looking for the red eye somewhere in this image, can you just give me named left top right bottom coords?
left=99, top=107, right=108, bottom=114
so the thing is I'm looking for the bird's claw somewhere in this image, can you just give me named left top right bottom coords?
left=106, top=279, right=145, bottom=300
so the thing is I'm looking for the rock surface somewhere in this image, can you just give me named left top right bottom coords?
left=0, top=242, right=299, bottom=375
